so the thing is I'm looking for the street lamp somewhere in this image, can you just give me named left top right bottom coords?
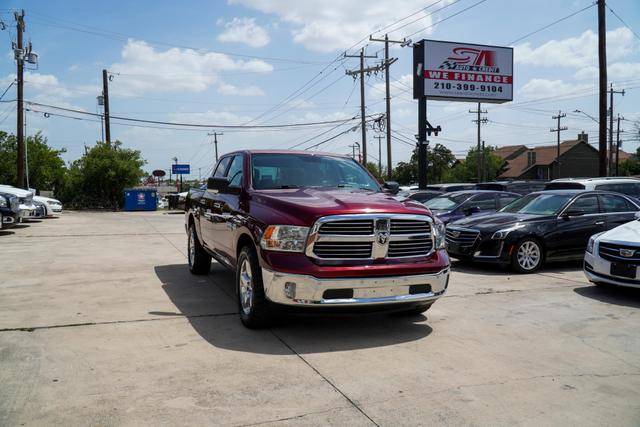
left=573, top=109, right=599, bottom=125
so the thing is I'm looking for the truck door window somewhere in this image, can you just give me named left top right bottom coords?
left=213, top=157, right=232, bottom=178
left=226, top=155, right=243, bottom=188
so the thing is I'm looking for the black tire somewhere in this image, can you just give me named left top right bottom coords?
left=511, top=237, right=544, bottom=273
left=188, top=224, right=211, bottom=275
left=237, top=245, right=272, bottom=329
left=391, top=302, right=433, bottom=316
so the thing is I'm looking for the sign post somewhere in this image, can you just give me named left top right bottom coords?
left=413, top=39, right=513, bottom=188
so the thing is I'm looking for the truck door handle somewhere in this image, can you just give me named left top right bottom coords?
left=594, top=220, right=604, bottom=225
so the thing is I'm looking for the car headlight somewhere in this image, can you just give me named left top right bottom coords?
left=491, top=224, right=525, bottom=240
left=0, top=197, right=6, bottom=208
left=260, top=225, right=310, bottom=252
left=586, top=236, right=595, bottom=254
left=433, top=218, right=446, bottom=249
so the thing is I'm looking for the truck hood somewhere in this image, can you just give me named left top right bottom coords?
left=448, top=212, right=552, bottom=232
left=251, top=188, right=431, bottom=225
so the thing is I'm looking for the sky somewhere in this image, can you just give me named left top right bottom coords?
left=0, top=0, right=639, bottom=180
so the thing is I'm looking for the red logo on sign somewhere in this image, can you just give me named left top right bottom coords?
left=439, top=47, right=499, bottom=73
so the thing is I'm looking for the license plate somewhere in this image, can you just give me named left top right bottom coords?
left=446, top=242, right=460, bottom=253
left=610, top=262, right=636, bottom=279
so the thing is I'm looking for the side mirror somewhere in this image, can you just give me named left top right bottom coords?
left=562, top=208, right=585, bottom=218
left=464, top=206, right=481, bottom=216
left=207, top=177, right=230, bottom=192
left=382, top=181, right=400, bottom=195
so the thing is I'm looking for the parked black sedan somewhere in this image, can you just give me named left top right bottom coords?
left=445, top=190, right=640, bottom=273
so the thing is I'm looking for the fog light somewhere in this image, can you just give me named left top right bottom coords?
left=284, top=282, right=296, bottom=299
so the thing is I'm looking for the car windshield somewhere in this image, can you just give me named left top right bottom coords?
left=424, top=194, right=470, bottom=210
left=251, top=153, right=380, bottom=190
left=500, top=193, right=573, bottom=215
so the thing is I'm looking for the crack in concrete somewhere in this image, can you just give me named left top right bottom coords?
left=442, top=282, right=579, bottom=299
left=0, top=312, right=237, bottom=333
left=233, top=405, right=357, bottom=427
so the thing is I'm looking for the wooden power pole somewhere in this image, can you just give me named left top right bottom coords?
left=102, top=69, right=111, bottom=143
left=597, top=0, right=607, bottom=176
left=15, top=10, right=25, bottom=188
left=208, top=131, right=223, bottom=162
left=551, top=111, right=567, bottom=179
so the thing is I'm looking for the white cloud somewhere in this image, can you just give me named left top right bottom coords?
left=515, top=27, right=637, bottom=68
left=217, top=17, right=271, bottom=47
left=108, top=39, right=273, bottom=95
left=519, top=78, right=593, bottom=100
left=229, top=0, right=436, bottom=52
left=168, top=110, right=252, bottom=126
left=574, top=62, right=640, bottom=81
left=217, top=82, right=265, bottom=96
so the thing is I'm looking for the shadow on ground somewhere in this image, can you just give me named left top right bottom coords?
left=154, top=263, right=433, bottom=355
left=0, top=230, right=15, bottom=236
left=574, top=284, right=640, bottom=308
left=451, top=259, right=582, bottom=275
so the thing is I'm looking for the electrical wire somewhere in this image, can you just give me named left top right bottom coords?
left=403, top=0, right=490, bottom=39
left=606, top=2, right=640, bottom=42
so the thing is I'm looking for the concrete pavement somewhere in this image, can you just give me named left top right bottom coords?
left=1, top=211, right=639, bottom=426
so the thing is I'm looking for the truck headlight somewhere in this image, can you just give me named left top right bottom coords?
left=433, top=218, right=446, bottom=249
left=260, top=225, right=309, bottom=252
left=491, top=224, right=525, bottom=240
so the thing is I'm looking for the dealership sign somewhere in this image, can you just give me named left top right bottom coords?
left=171, top=164, right=190, bottom=175
left=413, top=39, right=513, bottom=103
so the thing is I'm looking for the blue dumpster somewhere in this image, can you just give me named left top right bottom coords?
left=123, top=188, right=157, bottom=211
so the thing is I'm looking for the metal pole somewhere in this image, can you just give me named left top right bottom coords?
left=384, top=35, right=392, bottom=179
left=616, top=114, right=621, bottom=176
left=597, top=0, right=608, bottom=176
left=15, top=10, right=25, bottom=189
left=359, top=48, right=367, bottom=165
left=476, top=102, right=481, bottom=182
left=102, top=69, right=111, bottom=143
left=418, top=97, right=427, bottom=189
left=609, top=83, right=614, bottom=175
left=481, top=140, right=485, bottom=182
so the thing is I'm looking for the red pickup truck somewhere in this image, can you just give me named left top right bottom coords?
left=185, top=150, right=450, bottom=328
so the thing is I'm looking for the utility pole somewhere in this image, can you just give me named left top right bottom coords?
left=615, top=114, right=624, bottom=176
left=102, top=69, right=111, bottom=143
left=207, top=131, right=223, bottom=162
left=374, top=134, right=384, bottom=176
left=597, top=0, right=607, bottom=176
left=469, top=103, right=487, bottom=182
left=481, top=140, right=485, bottom=182
left=15, top=10, right=25, bottom=188
left=345, top=48, right=379, bottom=165
left=607, top=84, right=625, bottom=175
left=369, top=34, right=405, bottom=179
left=550, top=111, right=568, bottom=179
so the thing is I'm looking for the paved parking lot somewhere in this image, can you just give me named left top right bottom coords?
left=1, top=211, right=639, bottom=426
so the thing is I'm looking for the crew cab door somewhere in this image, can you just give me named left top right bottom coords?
left=200, top=156, right=232, bottom=254
left=552, top=194, right=605, bottom=258
left=598, top=193, right=639, bottom=229
left=214, top=154, right=246, bottom=262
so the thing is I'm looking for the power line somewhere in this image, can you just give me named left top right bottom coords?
left=24, top=100, right=362, bottom=129
left=606, top=2, right=640, bottom=41
left=507, top=2, right=597, bottom=45
left=403, top=0, right=490, bottom=39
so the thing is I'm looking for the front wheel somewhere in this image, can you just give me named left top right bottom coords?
left=237, top=246, right=272, bottom=329
left=511, top=238, right=544, bottom=273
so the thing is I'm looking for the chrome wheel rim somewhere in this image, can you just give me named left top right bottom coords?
left=188, top=229, right=195, bottom=266
left=517, top=241, right=540, bottom=270
left=239, top=258, right=253, bottom=315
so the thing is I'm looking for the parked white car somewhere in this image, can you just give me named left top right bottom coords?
left=584, top=212, right=640, bottom=288
left=33, top=195, right=63, bottom=216
left=546, top=177, right=640, bottom=200
left=0, top=185, right=37, bottom=221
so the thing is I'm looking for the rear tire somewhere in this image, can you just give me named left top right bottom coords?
left=237, top=246, right=272, bottom=329
left=511, top=238, right=544, bottom=273
left=188, top=224, right=211, bottom=275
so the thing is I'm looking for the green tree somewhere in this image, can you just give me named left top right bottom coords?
left=443, top=145, right=503, bottom=183
left=365, top=162, right=388, bottom=182
left=0, top=131, right=67, bottom=191
left=391, top=144, right=455, bottom=185
left=59, top=140, right=146, bottom=208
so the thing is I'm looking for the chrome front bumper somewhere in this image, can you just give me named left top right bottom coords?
left=261, top=268, right=450, bottom=306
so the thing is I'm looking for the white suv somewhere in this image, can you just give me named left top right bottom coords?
left=546, top=178, right=640, bottom=201
left=584, top=212, right=640, bottom=288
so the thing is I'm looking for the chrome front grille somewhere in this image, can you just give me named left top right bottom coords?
left=318, top=219, right=373, bottom=235
left=598, top=242, right=640, bottom=263
left=306, top=214, right=434, bottom=260
left=445, top=227, right=480, bottom=248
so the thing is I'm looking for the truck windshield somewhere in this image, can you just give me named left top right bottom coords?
left=251, top=154, right=380, bottom=190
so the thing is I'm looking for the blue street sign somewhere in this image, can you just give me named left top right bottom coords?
left=172, top=164, right=190, bottom=174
